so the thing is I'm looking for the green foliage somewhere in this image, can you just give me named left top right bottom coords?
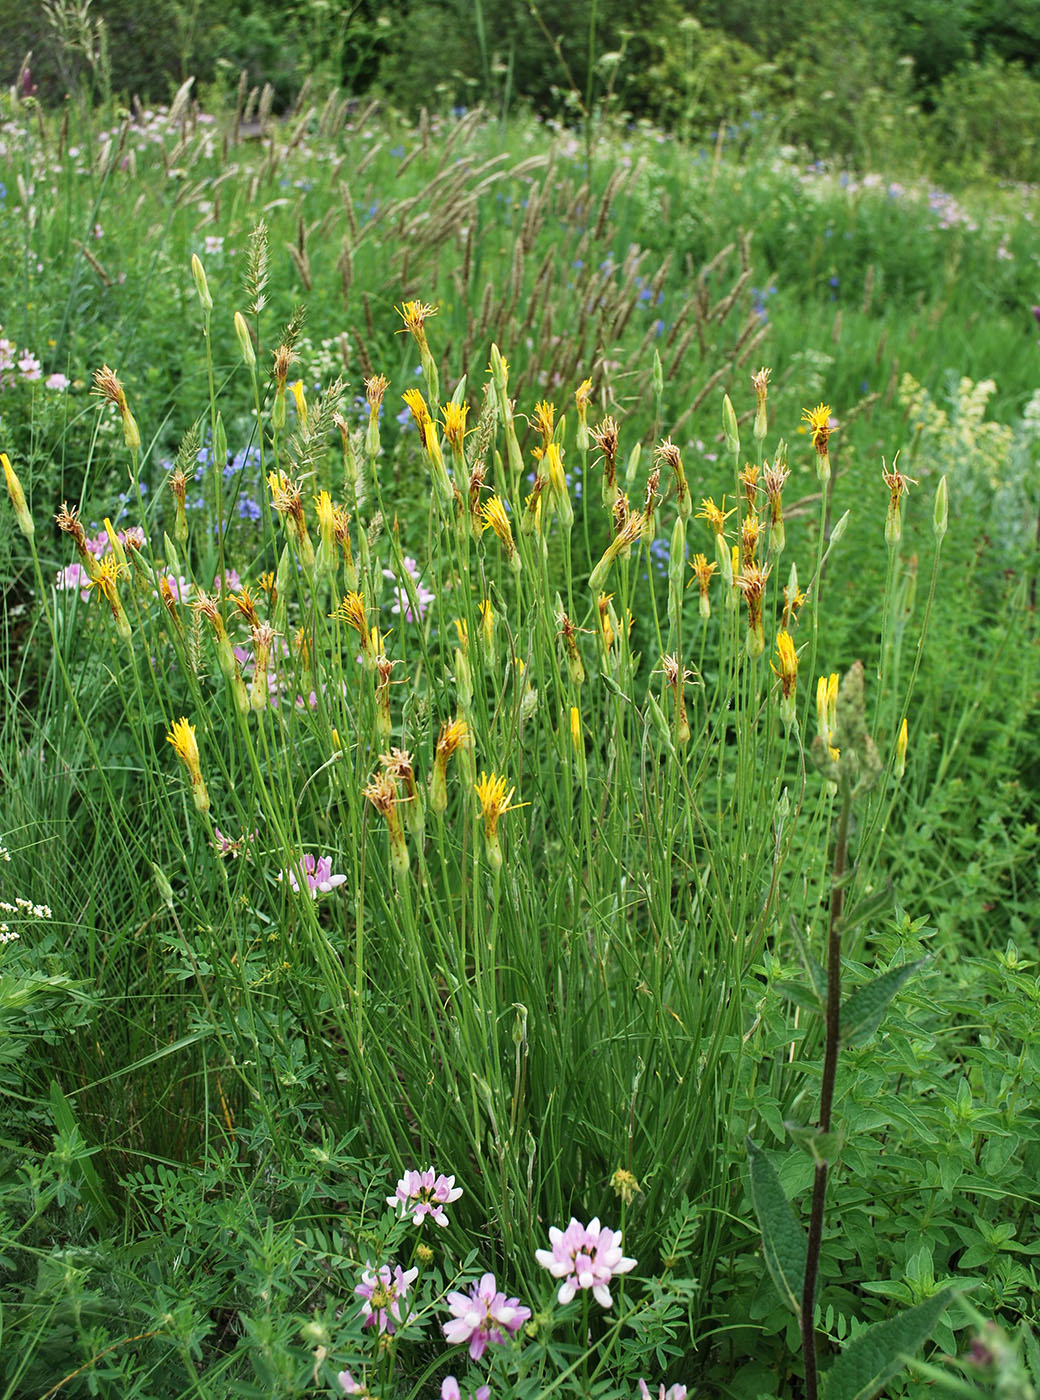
left=929, top=55, right=1040, bottom=183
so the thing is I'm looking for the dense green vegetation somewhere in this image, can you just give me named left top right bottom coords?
left=0, top=21, right=1038, bottom=1399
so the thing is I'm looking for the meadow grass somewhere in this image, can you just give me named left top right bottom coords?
left=0, top=89, right=1038, bottom=1399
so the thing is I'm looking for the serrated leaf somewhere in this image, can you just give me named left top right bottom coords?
left=821, top=1285, right=960, bottom=1400
left=841, top=959, right=926, bottom=1046
left=747, top=1137, right=807, bottom=1319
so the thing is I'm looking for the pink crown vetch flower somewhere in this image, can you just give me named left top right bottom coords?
left=535, top=1216, right=636, bottom=1308
left=387, top=1167, right=463, bottom=1227
left=441, top=1378, right=490, bottom=1400
left=639, top=1381, right=688, bottom=1400
left=442, top=1272, right=531, bottom=1360
left=279, top=852, right=347, bottom=898
left=354, top=1261, right=418, bottom=1334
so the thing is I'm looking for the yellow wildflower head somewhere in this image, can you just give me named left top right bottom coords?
left=441, top=400, right=470, bottom=453
left=532, top=399, right=555, bottom=448
left=802, top=403, right=833, bottom=456
left=771, top=631, right=798, bottom=696
left=696, top=495, right=735, bottom=536
left=575, top=377, right=593, bottom=417
left=690, top=552, right=718, bottom=595
left=396, top=300, right=438, bottom=349
left=88, top=555, right=129, bottom=607
left=331, top=590, right=369, bottom=639
left=436, top=716, right=470, bottom=758
left=480, top=495, right=514, bottom=549
left=474, top=771, right=523, bottom=839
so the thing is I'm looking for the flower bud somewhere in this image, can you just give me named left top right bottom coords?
left=722, top=393, right=740, bottom=459
left=191, top=253, right=212, bottom=313
left=933, top=476, right=948, bottom=542
left=234, top=311, right=256, bottom=368
left=2, top=452, right=34, bottom=538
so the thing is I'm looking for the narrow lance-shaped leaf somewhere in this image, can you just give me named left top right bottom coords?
left=747, top=1137, right=807, bottom=1318
left=821, top=1286, right=962, bottom=1400
left=841, top=958, right=927, bottom=1047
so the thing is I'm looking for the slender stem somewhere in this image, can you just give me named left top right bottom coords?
left=800, top=781, right=851, bottom=1400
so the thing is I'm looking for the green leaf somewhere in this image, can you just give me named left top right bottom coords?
left=821, top=1285, right=961, bottom=1400
left=841, top=958, right=927, bottom=1046
left=746, top=1137, right=807, bottom=1318
left=778, top=981, right=824, bottom=1014
left=786, top=1122, right=842, bottom=1166
left=49, top=1081, right=117, bottom=1224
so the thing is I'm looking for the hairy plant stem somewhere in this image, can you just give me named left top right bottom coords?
left=801, top=780, right=851, bottom=1400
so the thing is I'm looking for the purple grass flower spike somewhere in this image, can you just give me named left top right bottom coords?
left=441, top=1378, right=491, bottom=1400
left=535, top=1217, right=636, bottom=1308
left=442, top=1273, right=531, bottom=1360
left=387, top=1167, right=463, bottom=1227
left=355, top=1261, right=418, bottom=1334
left=279, top=853, right=347, bottom=898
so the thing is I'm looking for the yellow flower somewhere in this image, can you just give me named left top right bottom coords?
left=474, top=771, right=526, bottom=869
left=480, top=495, right=517, bottom=561
left=772, top=631, right=798, bottom=697
left=330, top=591, right=371, bottom=650
left=395, top=299, right=438, bottom=349
left=532, top=399, right=555, bottom=448
left=167, top=716, right=209, bottom=812
left=802, top=403, right=833, bottom=456
left=695, top=496, right=735, bottom=536
left=441, top=400, right=470, bottom=453
left=402, top=387, right=432, bottom=436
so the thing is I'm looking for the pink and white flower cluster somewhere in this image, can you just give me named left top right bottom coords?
left=387, top=1167, right=463, bottom=1227
left=442, top=1272, right=531, bottom=1360
left=0, top=332, right=69, bottom=389
left=639, top=1382, right=688, bottom=1400
left=383, top=554, right=435, bottom=622
left=279, top=853, right=346, bottom=897
left=535, top=1216, right=636, bottom=1308
left=355, top=1261, right=418, bottom=1334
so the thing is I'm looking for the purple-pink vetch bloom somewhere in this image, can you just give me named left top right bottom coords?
left=279, top=853, right=347, bottom=898
left=55, top=562, right=92, bottom=601
left=387, top=1167, right=463, bottom=1227
left=46, top=372, right=69, bottom=391
left=355, top=1261, right=418, bottom=1334
left=337, top=1370, right=363, bottom=1394
left=442, top=1273, right=531, bottom=1360
left=535, top=1217, right=636, bottom=1309
left=0, top=339, right=15, bottom=371
left=17, top=351, right=41, bottom=380
left=213, top=827, right=256, bottom=859
left=441, top=1377, right=490, bottom=1400
left=639, top=1381, right=688, bottom=1400
left=383, top=555, right=435, bottom=622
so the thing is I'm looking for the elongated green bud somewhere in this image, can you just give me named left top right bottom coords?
left=933, top=476, right=948, bottom=542
left=830, top=509, right=851, bottom=546
left=2, top=452, right=34, bottom=538
left=234, top=311, right=255, bottom=368
left=723, top=393, right=740, bottom=458
left=191, top=253, right=212, bottom=314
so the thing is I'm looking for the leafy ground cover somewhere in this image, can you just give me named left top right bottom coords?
left=1, top=87, right=1038, bottom=1399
